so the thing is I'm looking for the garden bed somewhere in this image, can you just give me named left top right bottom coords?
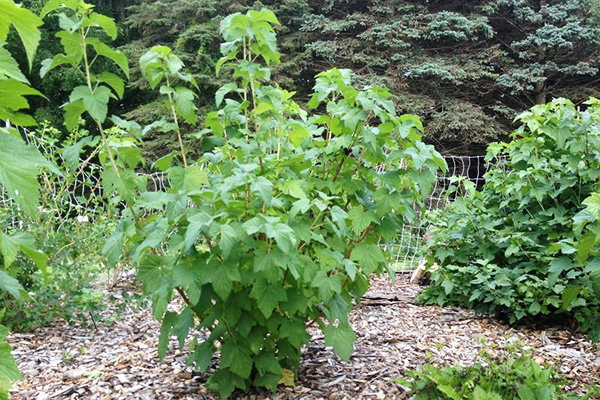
left=9, top=274, right=600, bottom=399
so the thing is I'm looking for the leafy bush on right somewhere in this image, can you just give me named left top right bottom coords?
left=419, top=98, right=600, bottom=340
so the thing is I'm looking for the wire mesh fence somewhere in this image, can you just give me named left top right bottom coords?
left=1, top=131, right=502, bottom=270
left=384, top=155, right=506, bottom=270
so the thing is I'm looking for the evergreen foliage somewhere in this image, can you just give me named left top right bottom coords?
left=17, top=0, right=600, bottom=154
left=302, top=0, right=600, bottom=153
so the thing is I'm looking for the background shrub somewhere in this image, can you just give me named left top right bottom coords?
left=419, top=98, right=600, bottom=341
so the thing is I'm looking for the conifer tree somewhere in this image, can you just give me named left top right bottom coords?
left=302, top=0, right=600, bottom=152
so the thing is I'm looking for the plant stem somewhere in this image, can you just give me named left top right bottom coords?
left=343, top=225, right=374, bottom=259
left=176, top=287, right=191, bottom=305
left=81, top=27, right=140, bottom=226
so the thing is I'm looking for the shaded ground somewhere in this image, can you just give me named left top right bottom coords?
left=9, top=274, right=600, bottom=399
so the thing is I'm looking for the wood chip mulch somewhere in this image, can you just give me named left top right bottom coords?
left=8, top=273, right=600, bottom=399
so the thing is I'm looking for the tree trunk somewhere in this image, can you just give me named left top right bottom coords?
left=535, top=0, right=548, bottom=104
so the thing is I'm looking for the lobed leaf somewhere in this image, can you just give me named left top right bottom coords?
left=0, top=132, right=58, bottom=217
left=323, top=322, right=356, bottom=361
left=0, top=0, right=42, bottom=70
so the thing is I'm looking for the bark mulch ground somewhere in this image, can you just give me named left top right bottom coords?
left=8, top=273, right=600, bottom=399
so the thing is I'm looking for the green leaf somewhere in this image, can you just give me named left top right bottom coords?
left=57, top=12, right=81, bottom=32
left=254, top=249, right=285, bottom=283
left=590, top=269, right=600, bottom=300
left=0, top=231, right=46, bottom=271
left=441, top=279, right=454, bottom=295
left=0, top=269, right=23, bottom=299
left=279, top=319, right=310, bottom=348
left=185, top=211, right=212, bottom=250
left=95, top=72, right=124, bottom=99
left=347, top=206, right=378, bottom=233
left=330, top=206, right=348, bottom=224
left=158, top=311, right=177, bottom=360
left=265, top=223, right=296, bottom=254
left=323, top=322, right=356, bottom=361
left=248, top=9, right=280, bottom=26
left=561, top=286, right=580, bottom=310
left=311, top=271, right=342, bottom=303
left=409, top=170, right=437, bottom=199
left=350, top=243, right=386, bottom=274
left=173, top=263, right=202, bottom=304
left=251, top=177, right=273, bottom=206
left=280, top=180, right=306, bottom=199
left=577, top=231, right=597, bottom=264
left=20, top=246, right=48, bottom=271
left=0, top=0, right=42, bottom=70
left=548, top=257, right=571, bottom=287
left=583, top=193, right=600, bottom=219
left=188, top=340, right=214, bottom=372
left=206, top=367, right=247, bottom=399
left=173, top=307, right=194, bottom=349
left=0, top=133, right=57, bottom=217
left=528, top=301, right=541, bottom=315
left=183, top=164, right=208, bottom=190
left=140, top=46, right=167, bottom=88
left=219, top=224, right=238, bottom=259
left=250, top=277, right=287, bottom=319
left=40, top=0, right=80, bottom=18
left=289, top=198, right=310, bottom=218
left=152, top=151, right=177, bottom=172
left=137, top=254, right=170, bottom=293
left=253, top=351, right=281, bottom=377
left=102, top=229, right=123, bottom=267
left=0, top=339, right=22, bottom=389
left=63, top=99, right=85, bottom=132
left=220, top=340, right=253, bottom=379
left=172, top=86, right=197, bottom=124
left=87, top=12, right=117, bottom=40
left=242, top=217, right=264, bottom=235
left=205, top=259, right=241, bottom=301
left=70, top=85, right=113, bottom=123
left=0, top=44, right=27, bottom=82
left=473, top=386, right=502, bottom=400
left=87, top=38, right=129, bottom=79
left=0, top=78, right=44, bottom=126
left=101, top=169, right=140, bottom=204
left=326, top=294, right=351, bottom=324
left=437, top=385, right=461, bottom=400
left=288, top=124, right=310, bottom=147
left=517, top=384, right=536, bottom=400
left=405, top=142, right=433, bottom=169
left=343, top=259, right=357, bottom=281
left=215, top=82, right=237, bottom=107
left=62, top=135, right=96, bottom=170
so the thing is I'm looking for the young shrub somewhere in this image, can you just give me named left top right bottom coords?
left=420, top=99, right=600, bottom=340
left=100, top=9, right=445, bottom=398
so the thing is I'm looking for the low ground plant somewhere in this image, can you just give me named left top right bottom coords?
left=396, top=341, right=600, bottom=400
left=0, top=215, right=117, bottom=331
left=1, top=119, right=128, bottom=332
